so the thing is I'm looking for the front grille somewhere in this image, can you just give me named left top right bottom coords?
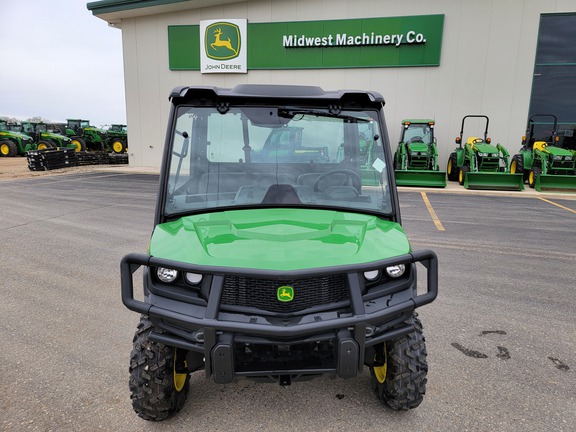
left=221, top=274, right=349, bottom=313
left=551, top=160, right=573, bottom=169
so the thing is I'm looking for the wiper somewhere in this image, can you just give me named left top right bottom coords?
left=278, top=108, right=370, bottom=123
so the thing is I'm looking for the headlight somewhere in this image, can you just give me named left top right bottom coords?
left=363, top=270, right=380, bottom=281
left=386, top=264, right=406, bottom=278
left=554, top=155, right=562, bottom=161
left=565, top=156, right=573, bottom=161
left=185, top=272, right=203, bottom=285
left=156, top=267, right=179, bottom=283
left=478, top=152, right=488, bottom=157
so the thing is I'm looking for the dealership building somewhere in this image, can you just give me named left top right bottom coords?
left=88, top=0, right=576, bottom=169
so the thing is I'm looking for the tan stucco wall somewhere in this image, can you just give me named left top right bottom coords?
left=116, top=0, right=576, bottom=168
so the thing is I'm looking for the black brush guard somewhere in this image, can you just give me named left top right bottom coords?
left=121, top=250, right=438, bottom=383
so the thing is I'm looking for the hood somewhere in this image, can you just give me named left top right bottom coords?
left=0, top=131, right=32, bottom=140
left=472, top=142, right=498, bottom=154
left=42, top=132, right=70, bottom=141
left=543, top=145, right=573, bottom=156
left=149, top=208, right=410, bottom=271
left=406, top=142, right=430, bottom=153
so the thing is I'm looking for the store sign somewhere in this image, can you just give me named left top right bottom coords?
left=169, top=15, right=444, bottom=71
left=200, top=19, right=247, bottom=73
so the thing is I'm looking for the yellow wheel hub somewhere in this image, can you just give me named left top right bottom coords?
left=372, top=347, right=388, bottom=384
left=1, top=144, right=8, bottom=155
left=113, top=141, right=123, bottom=153
left=173, top=349, right=188, bottom=392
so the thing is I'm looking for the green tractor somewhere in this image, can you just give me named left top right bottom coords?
left=64, top=119, right=107, bottom=152
left=510, top=114, right=576, bottom=192
left=0, top=119, right=36, bottom=157
left=21, top=121, right=77, bottom=151
left=446, top=115, right=524, bottom=190
left=393, top=119, right=446, bottom=187
left=106, top=124, right=128, bottom=153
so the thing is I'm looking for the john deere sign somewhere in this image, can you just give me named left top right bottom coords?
left=200, top=19, right=247, bottom=73
left=169, top=15, right=444, bottom=71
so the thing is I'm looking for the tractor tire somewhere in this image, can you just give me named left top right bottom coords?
left=70, top=137, right=86, bottom=152
left=458, top=165, right=469, bottom=185
left=447, top=153, right=459, bottom=181
left=528, top=167, right=541, bottom=189
left=129, top=316, right=190, bottom=421
left=111, top=139, right=127, bottom=154
left=510, top=154, right=528, bottom=183
left=0, top=140, right=18, bottom=157
left=36, top=141, right=54, bottom=151
left=370, top=313, right=428, bottom=410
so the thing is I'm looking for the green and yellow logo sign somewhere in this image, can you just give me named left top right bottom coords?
left=205, top=22, right=241, bottom=60
left=277, top=286, right=294, bottom=302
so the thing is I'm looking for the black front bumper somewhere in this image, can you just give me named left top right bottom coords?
left=121, top=250, right=438, bottom=382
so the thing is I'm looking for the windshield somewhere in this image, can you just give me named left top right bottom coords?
left=403, top=124, right=433, bottom=145
left=165, top=105, right=391, bottom=217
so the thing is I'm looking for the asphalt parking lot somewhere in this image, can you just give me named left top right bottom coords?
left=1, top=170, right=575, bottom=432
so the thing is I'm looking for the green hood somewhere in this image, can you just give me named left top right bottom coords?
left=542, top=145, right=573, bottom=157
left=0, top=130, right=32, bottom=140
left=470, top=142, right=498, bottom=154
left=149, top=209, right=410, bottom=271
left=407, top=142, right=430, bottom=153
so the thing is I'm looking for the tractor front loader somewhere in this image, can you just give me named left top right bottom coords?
left=393, top=119, right=446, bottom=187
left=510, top=114, right=576, bottom=192
left=447, top=115, right=523, bottom=191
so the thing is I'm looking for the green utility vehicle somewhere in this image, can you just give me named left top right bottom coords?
left=64, top=119, right=107, bottom=152
left=393, top=119, right=446, bottom=187
left=21, top=121, right=74, bottom=150
left=106, top=124, right=128, bottom=153
left=446, top=115, right=524, bottom=190
left=0, top=119, right=36, bottom=156
left=120, top=84, right=438, bottom=421
left=510, top=114, right=576, bottom=192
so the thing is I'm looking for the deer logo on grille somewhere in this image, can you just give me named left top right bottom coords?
left=277, top=286, right=294, bottom=302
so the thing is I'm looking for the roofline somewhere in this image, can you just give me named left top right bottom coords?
left=86, top=0, right=246, bottom=25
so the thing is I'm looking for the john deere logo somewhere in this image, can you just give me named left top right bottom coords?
left=205, top=22, right=240, bottom=60
left=277, top=286, right=294, bottom=302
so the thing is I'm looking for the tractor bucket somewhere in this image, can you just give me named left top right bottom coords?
left=464, top=172, right=524, bottom=191
left=534, top=174, right=576, bottom=192
left=394, top=170, right=447, bottom=188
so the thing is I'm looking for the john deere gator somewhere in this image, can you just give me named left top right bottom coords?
left=510, top=114, right=576, bottom=192
left=393, top=119, right=446, bottom=187
left=446, top=115, right=523, bottom=190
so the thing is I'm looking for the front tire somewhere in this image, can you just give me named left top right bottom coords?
left=36, top=140, right=54, bottom=151
left=70, top=137, right=86, bottom=152
left=447, top=153, right=459, bottom=181
left=528, top=167, right=541, bottom=189
left=0, top=140, right=17, bottom=157
left=129, top=316, right=190, bottom=421
left=510, top=154, right=528, bottom=183
left=458, top=165, right=469, bottom=186
left=111, top=139, right=127, bottom=154
left=370, top=313, right=428, bottom=410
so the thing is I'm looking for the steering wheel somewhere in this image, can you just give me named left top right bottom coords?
left=410, top=136, right=423, bottom=143
left=312, top=169, right=362, bottom=193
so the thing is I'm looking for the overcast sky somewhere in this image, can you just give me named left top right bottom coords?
left=0, top=0, right=126, bottom=128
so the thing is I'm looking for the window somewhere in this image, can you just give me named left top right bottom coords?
left=529, top=13, right=576, bottom=149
